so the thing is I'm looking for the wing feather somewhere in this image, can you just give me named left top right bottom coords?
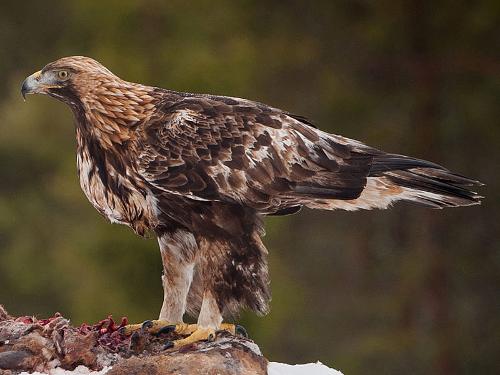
left=136, top=94, right=374, bottom=213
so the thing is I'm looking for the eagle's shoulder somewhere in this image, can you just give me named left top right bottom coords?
left=150, top=89, right=317, bottom=131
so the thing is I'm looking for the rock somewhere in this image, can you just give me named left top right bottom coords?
left=0, top=350, right=32, bottom=371
left=108, top=336, right=267, bottom=375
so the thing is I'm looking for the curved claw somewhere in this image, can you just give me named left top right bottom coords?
left=141, top=320, right=153, bottom=331
left=163, top=341, right=174, bottom=350
left=163, top=327, right=216, bottom=349
left=235, top=324, right=248, bottom=338
left=157, top=324, right=177, bottom=336
left=129, top=331, right=146, bottom=353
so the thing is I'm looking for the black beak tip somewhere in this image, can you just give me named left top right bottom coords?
left=21, top=79, right=28, bottom=100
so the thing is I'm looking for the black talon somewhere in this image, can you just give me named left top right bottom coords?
left=163, top=341, right=174, bottom=350
left=157, top=325, right=176, bottom=336
left=141, top=320, right=153, bottom=332
left=235, top=324, right=248, bottom=338
left=207, top=332, right=216, bottom=342
left=129, top=331, right=146, bottom=353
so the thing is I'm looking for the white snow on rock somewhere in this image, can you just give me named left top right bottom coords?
left=268, top=361, right=344, bottom=375
left=19, top=365, right=111, bottom=375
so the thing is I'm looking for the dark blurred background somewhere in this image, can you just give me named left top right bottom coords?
left=0, top=1, right=498, bottom=374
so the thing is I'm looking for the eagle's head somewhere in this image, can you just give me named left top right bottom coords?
left=21, top=56, right=120, bottom=105
left=21, top=56, right=157, bottom=142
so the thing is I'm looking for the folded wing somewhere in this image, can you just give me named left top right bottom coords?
left=136, top=94, right=481, bottom=214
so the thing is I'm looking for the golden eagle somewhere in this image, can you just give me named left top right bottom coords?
left=21, top=56, right=482, bottom=348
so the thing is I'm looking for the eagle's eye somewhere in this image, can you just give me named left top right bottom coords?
left=58, top=70, right=70, bottom=80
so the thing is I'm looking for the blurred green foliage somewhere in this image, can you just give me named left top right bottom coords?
left=0, top=1, right=498, bottom=374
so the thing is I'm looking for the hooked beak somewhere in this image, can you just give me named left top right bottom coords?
left=21, top=70, right=64, bottom=100
left=21, top=70, right=42, bottom=100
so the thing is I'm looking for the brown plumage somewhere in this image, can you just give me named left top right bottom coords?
left=21, top=56, right=482, bottom=333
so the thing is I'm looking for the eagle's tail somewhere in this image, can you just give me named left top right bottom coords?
left=368, top=153, right=483, bottom=209
left=304, top=152, right=483, bottom=211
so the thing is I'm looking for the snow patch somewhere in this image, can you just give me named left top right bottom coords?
left=19, top=365, right=111, bottom=375
left=268, top=361, right=343, bottom=375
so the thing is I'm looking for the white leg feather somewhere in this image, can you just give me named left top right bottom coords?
left=158, top=230, right=197, bottom=322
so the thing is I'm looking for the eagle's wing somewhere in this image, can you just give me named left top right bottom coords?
left=137, top=94, right=480, bottom=212
left=136, top=95, right=377, bottom=214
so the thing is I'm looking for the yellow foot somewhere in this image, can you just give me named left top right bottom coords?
left=162, top=323, right=248, bottom=349
left=119, top=319, right=177, bottom=336
left=164, top=327, right=216, bottom=349
left=119, top=320, right=248, bottom=347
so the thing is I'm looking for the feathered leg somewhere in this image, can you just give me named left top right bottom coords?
left=157, top=230, right=197, bottom=321
left=121, top=229, right=197, bottom=335
left=126, top=204, right=265, bottom=345
left=162, top=209, right=265, bottom=349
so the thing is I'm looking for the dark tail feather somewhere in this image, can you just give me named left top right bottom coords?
left=369, top=153, right=483, bottom=208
